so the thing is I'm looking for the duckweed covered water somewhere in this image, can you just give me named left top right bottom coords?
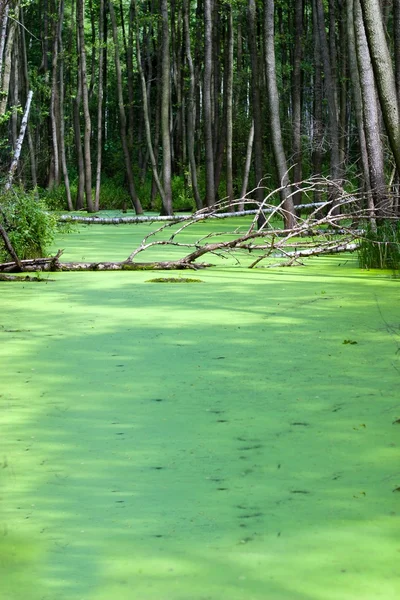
left=1, top=220, right=400, bottom=599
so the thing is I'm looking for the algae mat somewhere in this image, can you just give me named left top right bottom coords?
left=1, top=224, right=400, bottom=600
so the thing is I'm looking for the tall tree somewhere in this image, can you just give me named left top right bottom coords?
left=77, top=0, right=94, bottom=212
left=264, top=0, right=295, bottom=228
left=360, top=0, right=400, bottom=176
left=109, top=0, right=143, bottom=214
left=160, top=0, right=173, bottom=215
left=204, top=0, right=215, bottom=206
left=247, top=0, right=264, bottom=213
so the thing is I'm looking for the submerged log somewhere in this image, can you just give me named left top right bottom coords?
left=0, top=252, right=212, bottom=273
left=58, top=202, right=327, bottom=224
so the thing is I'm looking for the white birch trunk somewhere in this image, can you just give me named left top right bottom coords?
left=5, top=90, right=33, bottom=191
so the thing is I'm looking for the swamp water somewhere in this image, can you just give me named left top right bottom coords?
left=1, top=219, right=400, bottom=599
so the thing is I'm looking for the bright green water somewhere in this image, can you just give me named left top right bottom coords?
left=1, top=221, right=400, bottom=599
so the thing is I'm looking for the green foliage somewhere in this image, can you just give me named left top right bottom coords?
left=358, top=220, right=400, bottom=270
left=0, top=191, right=58, bottom=260
left=41, top=184, right=74, bottom=211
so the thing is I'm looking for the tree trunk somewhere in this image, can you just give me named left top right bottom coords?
left=5, top=90, right=33, bottom=191
left=50, top=4, right=61, bottom=189
left=354, top=0, right=388, bottom=215
left=95, top=0, right=105, bottom=211
left=247, top=0, right=264, bottom=211
left=347, top=0, right=372, bottom=201
left=73, top=21, right=85, bottom=211
left=264, top=0, right=295, bottom=229
left=58, top=0, right=73, bottom=211
left=77, top=0, right=94, bottom=212
left=312, top=0, right=324, bottom=203
left=183, top=0, right=202, bottom=210
left=226, top=4, right=234, bottom=205
left=0, top=3, right=9, bottom=82
left=109, top=0, right=143, bottom=214
left=315, top=0, right=342, bottom=207
left=160, top=0, right=173, bottom=215
left=134, top=1, right=166, bottom=206
left=204, top=0, right=215, bottom=206
left=238, top=120, right=254, bottom=211
left=360, top=0, right=400, bottom=175
left=292, top=0, right=303, bottom=204
left=0, top=1, right=19, bottom=116
left=19, top=6, right=37, bottom=190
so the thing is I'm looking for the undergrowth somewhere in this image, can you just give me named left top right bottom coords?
left=0, top=190, right=59, bottom=260
left=358, top=221, right=400, bottom=270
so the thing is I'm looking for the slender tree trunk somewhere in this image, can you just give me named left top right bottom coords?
left=315, top=0, right=342, bottom=207
left=127, top=1, right=136, bottom=153
left=354, top=0, right=388, bottom=215
left=109, top=0, right=143, bottom=214
left=183, top=0, right=202, bottom=209
left=248, top=0, right=264, bottom=211
left=0, top=3, right=9, bottom=82
left=20, top=6, right=37, bottom=189
left=95, top=0, right=104, bottom=211
left=238, top=120, right=254, bottom=211
left=10, top=37, right=19, bottom=153
left=77, top=0, right=94, bottom=212
left=360, top=0, right=400, bottom=175
left=394, top=0, right=400, bottom=105
left=347, top=0, right=372, bottom=200
left=134, top=3, right=166, bottom=206
left=58, top=0, right=73, bottom=211
left=292, top=0, right=303, bottom=204
left=0, top=1, right=19, bottom=116
left=312, top=0, right=324, bottom=202
left=204, top=0, right=215, bottom=206
left=264, top=0, right=295, bottom=229
left=226, top=4, right=234, bottom=204
left=73, top=19, right=85, bottom=210
left=160, top=0, right=173, bottom=214
left=50, top=4, right=61, bottom=189
left=5, top=90, right=33, bottom=191
left=88, top=0, right=96, bottom=99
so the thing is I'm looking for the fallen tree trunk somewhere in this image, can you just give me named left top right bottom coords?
left=0, top=253, right=212, bottom=272
left=58, top=202, right=327, bottom=224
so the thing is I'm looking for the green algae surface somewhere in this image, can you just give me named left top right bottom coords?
left=1, top=220, right=400, bottom=599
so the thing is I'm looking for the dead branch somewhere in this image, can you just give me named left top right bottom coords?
left=2, top=177, right=395, bottom=274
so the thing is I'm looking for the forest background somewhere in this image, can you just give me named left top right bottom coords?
left=0, top=0, right=399, bottom=224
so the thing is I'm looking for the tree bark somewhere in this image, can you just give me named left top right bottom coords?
left=247, top=0, right=264, bottom=211
left=183, top=0, right=202, bottom=210
left=226, top=4, right=234, bottom=205
left=204, top=0, right=215, bottom=206
left=19, top=6, right=38, bottom=190
left=5, top=90, right=33, bottom=191
left=109, top=0, right=143, bottom=214
left=360, top=0, right=400, bottom=175
left=238, top=120, right=254, bottom=211
left=95, top=0, right=105, bottom=211
left=353, top=0, right=388, bottom=214
left=292, top=0, right=303, bottom=204
left=347, top=0, right=372, bottom=201
left=160, top=0, right=173, bottom=215
left=77, top=0, right=94, bottom=212
left=134, top=3, right=167, bottom=207
left=0, top=1, right=19, bottom=116
left=264, top=0, right=296, bottom=229
left=315, top=0, right=342, bottom=205
left=58, top=0, right=73, bottom=211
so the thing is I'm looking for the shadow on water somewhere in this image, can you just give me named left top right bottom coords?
left=1, top=224, right=400, bottom=599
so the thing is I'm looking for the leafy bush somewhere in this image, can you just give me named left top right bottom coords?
left=0, top=191, right=58, bottom=260
left=358, top=220, right=400, bottom=270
